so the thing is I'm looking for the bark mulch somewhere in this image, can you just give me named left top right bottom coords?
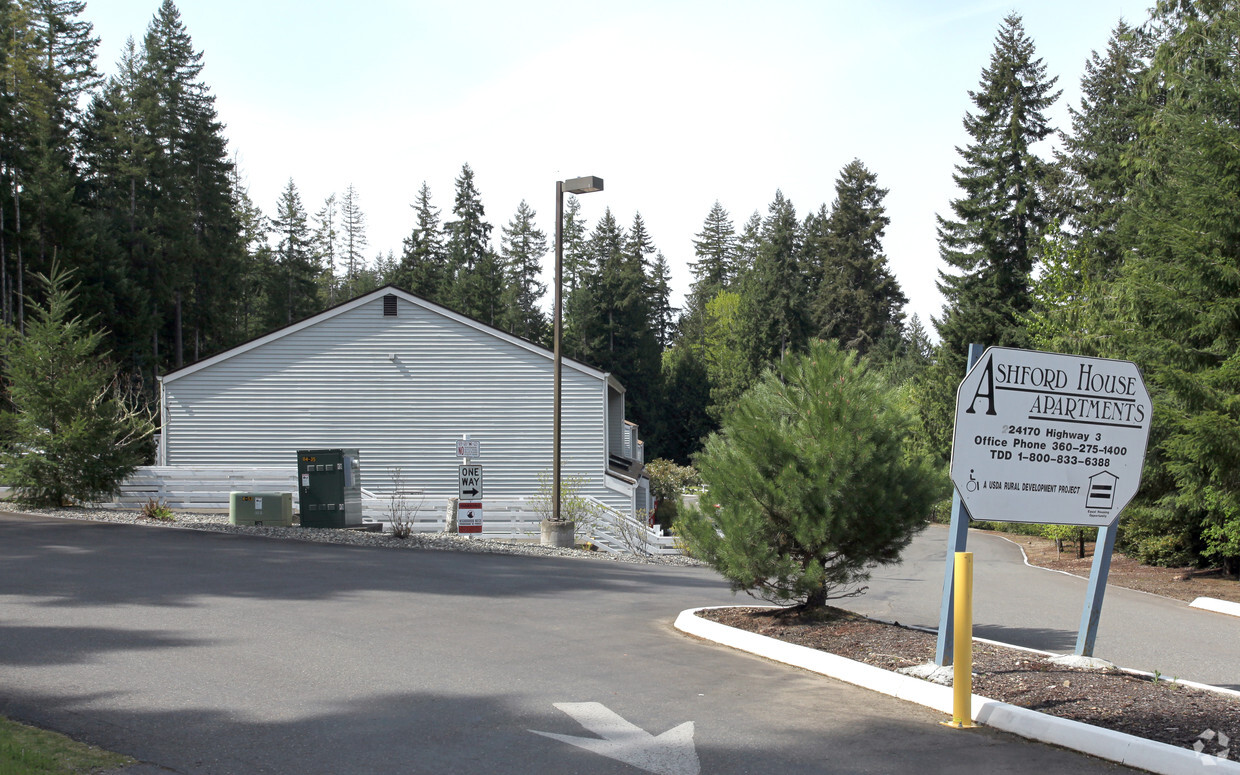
left=699, top=605, right=1238, bottom=763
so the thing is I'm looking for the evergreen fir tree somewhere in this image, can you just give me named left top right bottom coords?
left=395, top=181, right=447, bottom=302
left=339, top=183, right=367, bottom=298
left=1056, top=19, right=1149, bottom=280
left=934, top=12, right=1060, bottom=366
left=734, top=210, right=762, bottom=282
left=625, top=211, right=656, bottom=273
left=1109, top=2, right=1240, bottom=573
left=77, top=37, right=157, bottom=377
left=20, top=0, right=99, bottom=282
left=312, top=193, right=339, bottom=304
left=657, top=344, right=715, bottom=464
left=444, top=163, right=493, bottom=319
left=648, top=250, right=677, bottom=348
left=739, top=190, right=808, bottom=368
left=560, top=194, right=589, bottom=294
left=571, top=208, right=661, bottom=429
left=499, top=199, right=548, bottom=341
left=266, top=179, right=318, bottom=327
left=230, top=162, right=269, bottom=340
left=688, top=200, right=737, bottom=316
left=0, top=264, right=154, bottom=505
left=812, top=159, right=906, bottom=354
left=139, top=0, right=240, bottom=367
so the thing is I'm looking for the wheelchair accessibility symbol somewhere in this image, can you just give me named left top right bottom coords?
left=966, top=469, right=980, bottom=492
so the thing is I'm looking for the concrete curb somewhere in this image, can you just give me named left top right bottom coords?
left=1190, top=597, right=1240, bottom=618
left=675, top=607, right=1240, bottom=775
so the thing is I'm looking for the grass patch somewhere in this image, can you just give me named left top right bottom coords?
left=0, top=716, right=132, bottom=774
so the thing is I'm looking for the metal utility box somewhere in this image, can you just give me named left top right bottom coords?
left=296, top=449, right=362, bottom=528
left=229, top=492, right=294, bottom=526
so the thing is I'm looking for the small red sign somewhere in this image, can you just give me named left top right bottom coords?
left=457, top=502, right=483, bottom=534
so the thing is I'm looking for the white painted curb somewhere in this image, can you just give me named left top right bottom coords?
left=675, top=607, right=1240, bottom=775
left=1191, top=597, right=1240, bottom=618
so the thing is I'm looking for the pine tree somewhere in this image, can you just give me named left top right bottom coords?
left=676, top=340, right=943, bottom=608
left=395, top=181, right=447, bottom=302
left=0, top=264, right=154, bottom=505
left=811, top=159, right=906, bottom=354
left=499, top=199, right=547, bottom=341
left=339, top=183, right=367, bottom=298
left=934, top=12, right=1060, bottom=366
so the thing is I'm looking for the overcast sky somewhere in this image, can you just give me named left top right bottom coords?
left=90, top=1, right=1152, bottom=331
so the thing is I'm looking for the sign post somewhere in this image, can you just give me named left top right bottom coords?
left=935, top=344, right=984, bottom=666
left=456, top=436, right=482, bottom=535
left=946, top=346, right=1152, bottom=658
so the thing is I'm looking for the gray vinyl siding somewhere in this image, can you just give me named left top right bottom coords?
left=607, top=388, right=624, bottom=457
left=161, top=293, right=633, bottom=515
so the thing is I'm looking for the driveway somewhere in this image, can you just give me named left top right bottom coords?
left=838, top=524, right=1240, bottom=690
left=0, top=513, right=1137, bottom=774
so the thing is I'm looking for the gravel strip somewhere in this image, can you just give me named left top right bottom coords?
left=0, top=501, right=706, bottom=567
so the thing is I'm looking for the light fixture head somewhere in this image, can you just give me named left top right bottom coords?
left=563, top=176, right=603, bottom=195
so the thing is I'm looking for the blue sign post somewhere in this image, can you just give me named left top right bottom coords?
left=935, top=343, right=984, bottom=667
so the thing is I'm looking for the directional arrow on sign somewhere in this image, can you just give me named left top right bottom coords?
left=461, top=487, right=479, bottom=497
left=530, top=702, right=699, bottom=775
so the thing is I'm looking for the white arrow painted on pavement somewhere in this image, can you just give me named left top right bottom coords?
left=530, top=702, right=700, bottom=775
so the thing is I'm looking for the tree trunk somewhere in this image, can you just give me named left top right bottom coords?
left=174, top=290, right=183, bottom=368
left=13, top=175, right=23, bottom=333
left=804, top=587, right=828, bottom=610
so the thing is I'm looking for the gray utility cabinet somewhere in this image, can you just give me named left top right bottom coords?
left=229, top=492, right=294, bottom=526
left=296, top=448, right=362, bottom=528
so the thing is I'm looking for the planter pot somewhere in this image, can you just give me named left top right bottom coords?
left=540, top=519, right=576, bottom=548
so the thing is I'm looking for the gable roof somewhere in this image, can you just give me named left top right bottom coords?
left=160, top=285, right=616, bottom=387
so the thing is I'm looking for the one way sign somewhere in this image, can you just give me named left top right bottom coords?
left=459, top=465, right=483, bottom=499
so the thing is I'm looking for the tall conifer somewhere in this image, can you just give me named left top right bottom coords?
left=934, top=12, right=1060, bottom=365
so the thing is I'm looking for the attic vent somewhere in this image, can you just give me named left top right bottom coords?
left=383, top=294, right=398, bottom=316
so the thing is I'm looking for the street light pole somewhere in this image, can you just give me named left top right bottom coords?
left=546, top=175, right=603, bottom=545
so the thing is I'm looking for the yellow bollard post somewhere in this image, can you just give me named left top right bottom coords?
left=942, top=551, right=976, bottom=729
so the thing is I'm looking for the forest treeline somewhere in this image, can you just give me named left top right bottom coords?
left=2, top=0, right=1239, bottom=573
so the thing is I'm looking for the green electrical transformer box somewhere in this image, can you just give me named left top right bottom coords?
left=229, top=492, right=294, bottom=526
left=296, top=448, right=362, bottom=528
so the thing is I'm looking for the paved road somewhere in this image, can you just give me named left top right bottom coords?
left=839, top=524, right=1240, bottom=690
left=0, top=514, right=1136, bottom=774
